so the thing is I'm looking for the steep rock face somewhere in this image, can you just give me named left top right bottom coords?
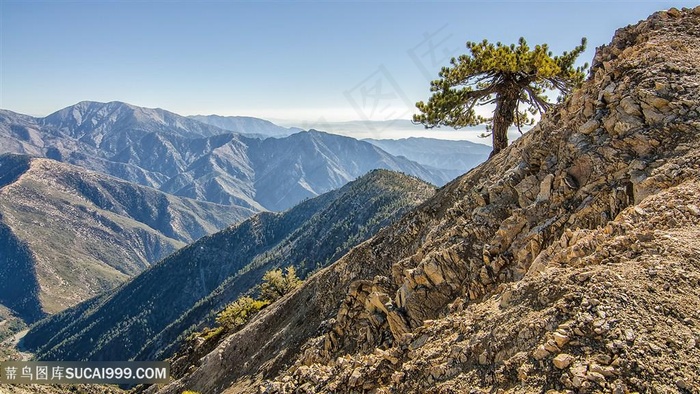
left=158, top=8, right=700, bottom=394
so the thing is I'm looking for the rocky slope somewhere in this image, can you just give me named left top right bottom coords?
left=156, top=7, right=700, bottom=394
left=1, top=102, right=448, bottom=211
left=21, top=170, right=434, bottom=364
left=0, top=154, right=253, bottom=322
left=0, top=384, right=124, bottom=394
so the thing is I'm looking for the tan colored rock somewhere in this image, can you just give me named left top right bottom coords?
left=619, top=96, right=642, bottom=116
left=553, top=332, right=570, bottom=348
left=553, top=353, right=575, bottom=369
left=579, top=119, right=600, bottom=135
left=490, top=210, right=528, bottom=254
left=391, top=371, right=405, bottom=384
left=533, top=345, right=550, bottom=360
left=386, top=310, right=411, bottom=339
left=499, top=289, right=513, bottom=308
left=586, top=371, right=606, bottom=384
left=536, top=174, right=555, bottom=202
left=589, top=363, right=616, bottom=377
left=602, top=114, right=618, bottom=134
left=367, top=291, right=391, bottom=315
left=642, top=106, right=665, bottom=123
left=571, top=375, right=585, bottom=389
left=614, top=114, right=644, bottom=134
left=601, top=82, right=617, bottom=103
left=648, top=95, right=670, bottom=110
left=348, top=368, right=363, bottom=387
left=570, top=363, right=588, bottom=388
left=515, top=175, right=540, bottom=207
left=544, top=340, right=560, bottom=353
left=422, top=259, right=445, bottom=286
left=593, top=353, right=612, bottom=365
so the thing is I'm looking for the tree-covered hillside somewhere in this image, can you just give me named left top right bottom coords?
left=22, top=170, right=435, bottom=362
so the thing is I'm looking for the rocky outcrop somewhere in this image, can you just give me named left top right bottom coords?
left=268, top=179, right=700, bottom=393
left=160, top=7, right=700, bottom=394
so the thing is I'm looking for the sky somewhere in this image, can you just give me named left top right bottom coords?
left=1, top=0, right=697, bottom=141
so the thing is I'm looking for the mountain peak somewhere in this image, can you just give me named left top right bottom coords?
left=51, top=100, right=137, bottom=120
left=2, top=100, right=453, bottom=213
left=45, top=100, right=215, bottom=133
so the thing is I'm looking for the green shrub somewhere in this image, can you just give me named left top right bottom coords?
left=190, top=266, right=303, bottom=343
left=215, top=296, right=269, bottom=332
left=259, top=266, right=302, bottom=302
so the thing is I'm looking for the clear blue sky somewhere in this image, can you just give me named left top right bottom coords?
left=1, top=1, right=696, bottom=125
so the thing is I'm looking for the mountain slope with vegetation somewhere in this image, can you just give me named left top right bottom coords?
left=0, top=154, right=253, bottom=322
left=22, top=170, right=435, bottom=363
left=153, top=8, right=700, bottom=394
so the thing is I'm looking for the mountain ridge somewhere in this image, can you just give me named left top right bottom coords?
left=21, top=170, right=435, bottom=363
left=364, top=136, right=491, bottom=179
left=188, top=114, right=302, bottom=138
left=1, top=102, right=449, bottom=211
left=0, top=153, right=255, bottom=321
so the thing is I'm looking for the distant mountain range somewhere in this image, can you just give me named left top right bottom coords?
left=189, top=117, right=491, bottom=179
left=0, top=153, right=253, bottom=323
left=188, top=114, right=302, bottom=138
left=364, top=137, right=490, bottom=179
left=0, top=101, right=449, bottom=211
left=0, top=100, right=484, bottom=325
left=22, top=170, right=435, bottom=362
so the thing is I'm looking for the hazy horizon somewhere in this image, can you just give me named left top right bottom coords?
left=4, top=1, right=698, bottom=129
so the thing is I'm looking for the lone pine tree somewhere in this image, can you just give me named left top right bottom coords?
left=413, top=37, right=588, bottom=156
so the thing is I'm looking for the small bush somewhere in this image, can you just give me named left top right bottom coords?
left=259, top=266, right=302, bottom=302
left=190, top=266, right=304, bottom=344
left=216, top=296, right=269, bottom=332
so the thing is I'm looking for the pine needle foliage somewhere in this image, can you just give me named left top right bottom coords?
left=413, top=37, right=588, bottom=156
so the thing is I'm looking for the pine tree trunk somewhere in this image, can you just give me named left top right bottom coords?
left=490, top=89, right=518, bottom=157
